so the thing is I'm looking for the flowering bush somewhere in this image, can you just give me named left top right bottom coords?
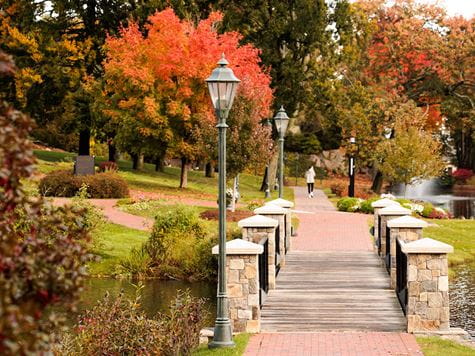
left=428, top=207, right=451, bottom=219
left=0, top=52, right=92, bottom=354
left=452, top=168, right=473, bottom=184
left=337, top=197, right=362, bottom=212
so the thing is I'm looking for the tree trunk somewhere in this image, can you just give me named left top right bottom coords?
left=455, top=128, right=475, bottom=170
left=268, top=151, right=279, bottom=192
left=108, top=142, right=117, bottom=162
left=260, top=166, right=269, bottom=191
left=132, top=154, right=138, bottom=170
left=205, top=162, right=215, bottom=178
left=78, top=129, right=90, bottom=155
left=137, top=153, right=144, bottom=170
left=371, top=171, right=384, bottom=194
left=155, top=157, right=164, bottom=172
left=179, top=157, right=189, bottom=188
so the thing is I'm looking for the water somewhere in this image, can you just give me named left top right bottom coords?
left=450, top=265, right=475, bottom=338
left=61, top=278, right=217, bottom=325
left=391, top=179, right=475, bottom=218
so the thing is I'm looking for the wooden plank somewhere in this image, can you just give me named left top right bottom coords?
left=260, top=250, right=407, bottom=332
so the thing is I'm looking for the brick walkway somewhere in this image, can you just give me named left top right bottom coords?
left=293, top=187, right=373, bottom=251
left=244, top=187, right=422, bottom=355
left=244, top=332, right=423, bottom=356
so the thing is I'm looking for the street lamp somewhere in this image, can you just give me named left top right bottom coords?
left=206, top=54, right=240, bottom=349
left=273, top=106, right=290, bottom=198
left=348, top=137, right=356, bottom=197
left=264, top=118, right=272, bottom=198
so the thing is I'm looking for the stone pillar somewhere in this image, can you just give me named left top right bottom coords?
left=254, top=204, right=287, bottom=268
left=371, top=198, right=400, bottom=249
left=378, top=205, right=411, bottom=258
left=238, top=215, right=279, bottom=289
left=401, top=238, right=453, bottom=333
left=387, top=216, right=428, bottom=289
left=266, top=198, right=294, bottom=252
left=211, top=239, right=263, bottom=333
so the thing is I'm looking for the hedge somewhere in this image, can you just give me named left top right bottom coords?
left=39, top=170, right=129, bottom=198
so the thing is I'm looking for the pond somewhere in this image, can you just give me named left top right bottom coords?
left=390, top=179, right=475, bottom=218
left=64, top=278, right=217, bottom=326
left=450, top=265, right=475, bottom=338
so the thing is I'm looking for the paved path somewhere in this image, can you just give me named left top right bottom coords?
left=52, top=198, right=153, bottom=231
left=245, top=187, right=422, bottom=355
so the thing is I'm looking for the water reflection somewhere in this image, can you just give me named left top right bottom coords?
left=450, top=265, right=475, bottom=338
left=66, top=278, right=217, bottom=325
left=390, top=179, right=475, bottom=218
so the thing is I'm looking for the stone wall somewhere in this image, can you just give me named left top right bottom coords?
left=226, top=254, right=260, bottom=333
left=406, top=253, right=450, bottom=332
left=242, top=227, right=276, bottom=289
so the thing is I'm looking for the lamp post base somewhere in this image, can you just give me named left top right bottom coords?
left=208, top=319, right=235, bottom=349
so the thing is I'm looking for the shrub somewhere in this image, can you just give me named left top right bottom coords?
left=98, top=160, right=118, bottom=172
left=118, top=246, right=152, bottom=278
left=159, top=290, right=209, bottom=355
left=359, top=197, right=380, bottom=214
left=1, top=52, right=92, bottom=354
left=54, top=287, right=207, bottom=356
left=395, top=198, right=412, bottom=205
left=421, top=203, right=435, bottom=218
left=330, top=182, right=346, bottom=197
left=452, top=168, right=473, bottom=184
left=70, top=184, right=106, bottom=232
left=337, top=197, right=360, bottom=212
left=39, top=170, right=129, bottom=198
left=247, top=199, right=264, bottom=211
left=144, top=206, right=216, bottom=281
left=428, top=207, right=450, bottom=219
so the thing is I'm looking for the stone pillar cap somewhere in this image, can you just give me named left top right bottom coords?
left=212, top=238, right=263, bottom=255
left=254, top=204, right=287, bottom=215
left=378, top=205, right=411, bottom=216
left=371, top=198, right=400, bottom=208
left=387, top=215, right=428, bottom=228
left=238, top=214, right=279, bottom=228
left=401, top=237, right=453, bottom=254
left=266, top=198, right=294, bottom=208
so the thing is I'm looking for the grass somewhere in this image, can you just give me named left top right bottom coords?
left=193, top=334, right=250, bottom=356
left=32, top=149, right=294, bottom=204
left=88, top=223, right=149, bottom=276
left=416, top=336, right=475, bottom=355
left=423, top=219, right=475, bottom=269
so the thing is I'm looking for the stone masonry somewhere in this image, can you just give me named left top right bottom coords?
left=238, top=215, right=279, bottom=289
left=378, top=205, right=411, bottom=257
left=387, top=216, right=428, bottom=289
left=254, top=204, right=287, bottom=268
left=212, top=239, right=263, bottom=333
left=267, top=198, right=294, bottom=253
left=371, top=198, right=400, bottom=248
left=401, top=238, right=453, bottom=333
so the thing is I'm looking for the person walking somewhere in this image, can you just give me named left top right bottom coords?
left=305, top=166, right=316, bottom=198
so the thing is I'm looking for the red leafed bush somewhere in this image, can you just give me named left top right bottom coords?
left=98, top=160, right=118, bottom=172
left=428, top=208, right=450, bottom=219
left=452, top=168, right=473, bottom=183
left=0, top=52, right=92, bottom=354
left=330, top=182, right=346, bottom=197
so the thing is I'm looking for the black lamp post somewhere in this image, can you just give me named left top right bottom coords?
left=348, top=137, right=356, bottom=197
left=264, top=118, right=272, bottom=198
left=273, top=106, right=290, bottom=198
left=206, top=54, right=240, bottom=349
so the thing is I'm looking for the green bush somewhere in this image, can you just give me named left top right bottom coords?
left=421, top=203, right=435, bottom=218
left=144, top=206, right=217, bottom=281
left=359, top=197, right=380, bottom=214
left=337, top=197, right=360, bottom=212
left=54, top=287, right=207, bottom=356
left=39, top=170, right=129, bottom=198
left=395, top=198, right=412, bottom=205
left=118, top=246, right=152, bottom=278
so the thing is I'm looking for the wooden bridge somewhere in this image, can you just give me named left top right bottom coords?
left=260, top=188, right=406, bottom=332
left=261, top=251, right=406, bottom=332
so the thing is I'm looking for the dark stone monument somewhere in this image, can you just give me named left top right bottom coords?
left=74, top=155, right=95, bottom=176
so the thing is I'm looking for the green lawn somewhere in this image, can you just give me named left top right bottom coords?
left=193, top=334, right=250, bottom=356
left=88, top=223, right=149, bottom=276
left=423, top=219, right=475, bottom=269
left=32, top=149, right=294, bottom=204
left=417, top=336, right=475, bottom=356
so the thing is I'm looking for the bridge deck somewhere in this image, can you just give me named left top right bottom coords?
left=261, top=250, right=407, bottom=332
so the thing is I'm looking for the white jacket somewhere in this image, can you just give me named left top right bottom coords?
left=305, top=167, right=316, bottom=183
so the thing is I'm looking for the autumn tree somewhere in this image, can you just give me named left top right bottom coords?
left=102, top=9, right=273, bottom=187
left=375, top=107, right=444, bottom=195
